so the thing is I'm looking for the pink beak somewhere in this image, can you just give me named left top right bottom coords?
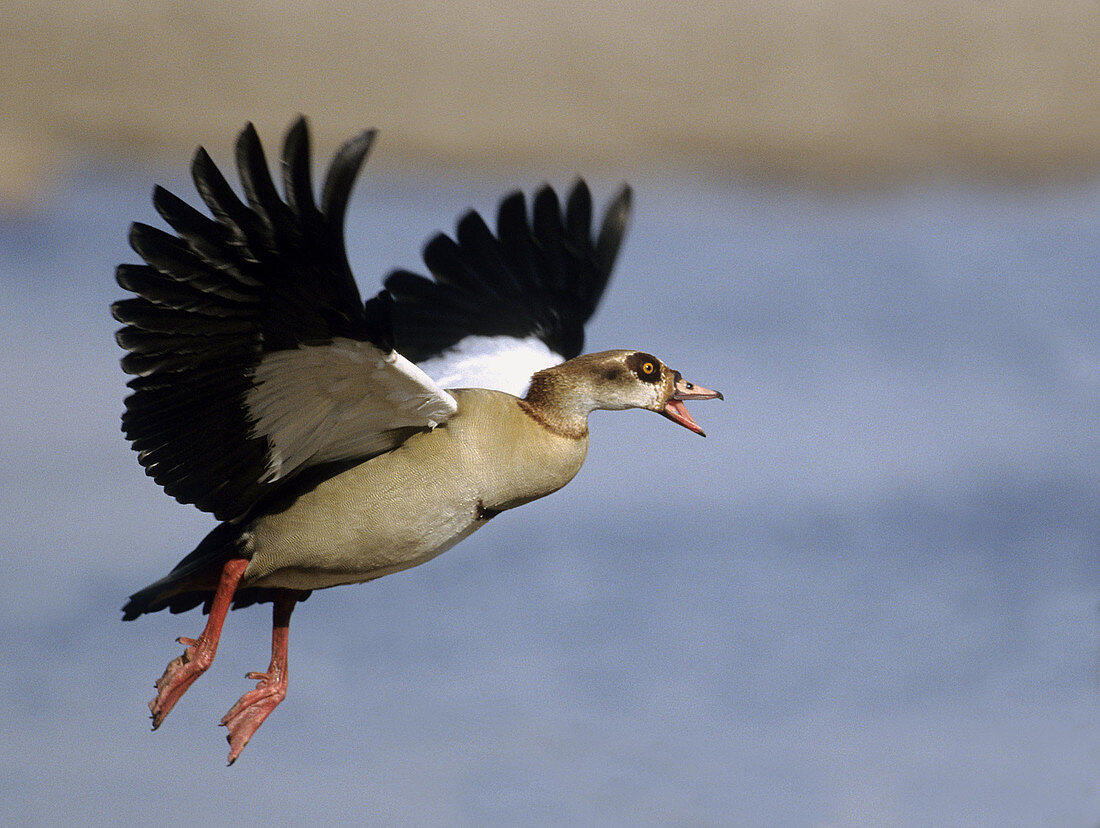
left=662, top=374, right=723, bottom=436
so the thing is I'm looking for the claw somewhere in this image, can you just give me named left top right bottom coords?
left=221, top=666, right=288, bottom=765
left=149, top=638, right=215, bottom=729
left=142, top=557, right=249, bottom=730
left=220, top=592, right=296, bottom=765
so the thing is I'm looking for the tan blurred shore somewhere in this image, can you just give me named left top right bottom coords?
left=5, top=0, right=1100, bottom=206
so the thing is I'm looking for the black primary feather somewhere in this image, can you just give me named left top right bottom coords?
left=385, top=180, right=632, bottom=364
left=113, top=117, right=386, bottom=523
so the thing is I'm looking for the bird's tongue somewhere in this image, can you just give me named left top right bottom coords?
left=663, top=398, right=705, bottom=436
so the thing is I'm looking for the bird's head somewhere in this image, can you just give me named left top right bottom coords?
left=529, top=350, right=722, bottom=436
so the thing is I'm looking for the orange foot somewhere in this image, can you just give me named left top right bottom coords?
left=150, top=635, right=215, bottom=729
left=221, top=666, right=288, bottom=765
left=145, top=558, right=249, bottom=730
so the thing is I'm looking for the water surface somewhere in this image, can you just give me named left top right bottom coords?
left=1, top=165, right=1097, bottom=825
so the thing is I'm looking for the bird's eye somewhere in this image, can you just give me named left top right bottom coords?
left=627, top=352, right=662, bottom=382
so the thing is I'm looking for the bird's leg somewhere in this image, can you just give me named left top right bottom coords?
left=149, top=556, right=249, bottom=729
left=221, top=591, right=297, bottom=765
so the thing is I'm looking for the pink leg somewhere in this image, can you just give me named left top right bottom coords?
left=149, top=557, right=249, bottom=729
left=221, top=592, right=296, bottom=765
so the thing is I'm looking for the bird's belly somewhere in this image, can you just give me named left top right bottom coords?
left=242, top=492, right=486, bottom=591
left=237, top=390, right=586, bottom=592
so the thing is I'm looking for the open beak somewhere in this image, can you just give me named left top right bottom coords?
left=662, top=375, right=723, bottom=436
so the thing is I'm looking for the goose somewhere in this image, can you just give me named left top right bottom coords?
left=113, top=117, right=722, bottom=765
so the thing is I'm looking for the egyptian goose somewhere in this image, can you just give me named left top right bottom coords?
left=113, top=117, right=721, bottom=764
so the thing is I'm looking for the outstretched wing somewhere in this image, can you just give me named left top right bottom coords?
left=113, top=118, right=456, bottom=523
left=385, top=180, right=632, bottom=395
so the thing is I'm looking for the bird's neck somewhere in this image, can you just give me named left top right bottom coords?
left=519, top=369, right=593, bottom=440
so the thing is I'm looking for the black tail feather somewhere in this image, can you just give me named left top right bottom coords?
left=122, top=522, right=313, bottom=620
left=122, top=522, right=241, bottom=620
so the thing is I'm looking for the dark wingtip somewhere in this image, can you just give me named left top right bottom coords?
left=238, top=121, right=259, bottom=146
left=114, top=261, right=135, bottom=290
left=109, top=299, right=127, bottom=325
left=191, top=144, right=215, bottom=180
left=234, top=123, right=264, bottom=180
left=287, top=113, right=308, bottom=134
left=281, top=116, right=315, bottom=216
left=126, top=222, right=144, bottom=256
left=595, top=183, right=633, bottom=276
left=282, top=118, right=308, bottom=159
left=320, top=127, right=377, bottom=223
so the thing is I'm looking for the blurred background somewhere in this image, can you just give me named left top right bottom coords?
left=3, top=1, right=1099, bottom=825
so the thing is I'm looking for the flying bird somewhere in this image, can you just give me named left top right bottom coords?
left=113, top=117, right=721, bottom=764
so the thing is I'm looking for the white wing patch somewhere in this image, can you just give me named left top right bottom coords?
left=245, top=338, right=458, bottom=482
left=417, top=335, right=562, bottom=396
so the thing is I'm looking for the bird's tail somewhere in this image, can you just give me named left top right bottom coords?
left=121, top=522, right=244, bottom=620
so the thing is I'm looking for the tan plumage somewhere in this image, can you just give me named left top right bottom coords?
left=243, top=383, right=590, bottom=591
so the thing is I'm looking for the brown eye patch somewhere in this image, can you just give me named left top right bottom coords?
left=626, top=351, right=662, bottom=383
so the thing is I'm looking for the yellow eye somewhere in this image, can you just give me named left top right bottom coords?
left=642, top=362, right=655, bottom=374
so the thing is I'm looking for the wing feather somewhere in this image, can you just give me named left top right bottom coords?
left=115, top=120, right=633, bottom=522
left=386, top=180, right=633, bottom=392
left=114, top=118, right=453, bottom=522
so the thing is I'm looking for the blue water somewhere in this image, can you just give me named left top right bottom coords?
left=1, top=161, right=1098, bottom=825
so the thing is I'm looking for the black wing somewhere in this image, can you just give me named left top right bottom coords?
left=112, top=118, right=454, bottom=524
left=385, top=180, right=632, bottom=371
